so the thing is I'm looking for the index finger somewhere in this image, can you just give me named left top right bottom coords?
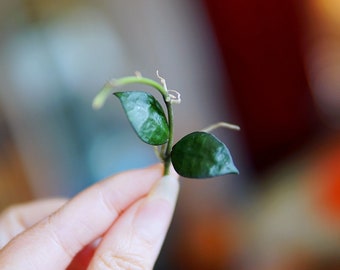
left=0, top=164, right=164, bottom=270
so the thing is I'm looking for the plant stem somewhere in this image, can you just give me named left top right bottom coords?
left=163, top=99, right=174, bottom=175
left=202, top=122, right=240, bottom=133
left=93, top=76, right=167, bottom=109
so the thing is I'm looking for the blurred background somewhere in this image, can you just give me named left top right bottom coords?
left=0, top=0, right=339, bottom=269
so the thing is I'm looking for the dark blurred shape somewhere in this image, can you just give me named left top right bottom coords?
left=203, top=0, right=324, bottom=173
left=0, top=109, right=33, bottom=210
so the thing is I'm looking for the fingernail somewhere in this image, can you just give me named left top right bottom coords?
left=134, top=175, right=179, bottom=242
left=148, top=175, right=180, bottom=203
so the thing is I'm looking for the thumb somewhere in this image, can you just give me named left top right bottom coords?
left=88, top=174, right=180, bottom=270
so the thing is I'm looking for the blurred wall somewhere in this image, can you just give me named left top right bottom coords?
left=0, top=0, right=244, bottom=198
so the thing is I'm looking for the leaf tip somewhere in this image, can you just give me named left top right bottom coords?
left=229, top=163, right=240, bottom=175
left=113, top=92, right=122, bottom=98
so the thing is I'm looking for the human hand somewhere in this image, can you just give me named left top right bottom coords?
left=0, top=164, right=179, bottom=269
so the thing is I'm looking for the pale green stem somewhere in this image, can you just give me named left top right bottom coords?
left=93, top=76, right=168, bottom=109
left=163, top=100, right=174, bottom=175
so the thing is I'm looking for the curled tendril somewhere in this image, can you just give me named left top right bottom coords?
left=156, top=70, right=168, bottom=91
left=166, top=90, right=181, bottom=104
left=156, top=70, right=181, bottom=104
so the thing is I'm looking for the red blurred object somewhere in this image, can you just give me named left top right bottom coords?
left=66, top=243, right=95, bottom=270
left=203, top=0, right=323, bottom=173
left=311, top=134, right=340, bottom=226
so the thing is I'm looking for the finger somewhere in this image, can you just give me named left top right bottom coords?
left=88, top=174, right=179, bottom=270
left=0, top=198, right=67, bottom=248
left=0, top=164, right=163, bottom=270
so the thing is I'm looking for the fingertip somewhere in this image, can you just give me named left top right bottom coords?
left=147, top=163, right=164, bottom=174
left=148, top=174, right=180, bottom=204
left=105, top=163, right=164, bottom=183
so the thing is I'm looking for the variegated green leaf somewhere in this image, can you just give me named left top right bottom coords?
left=114, top=91, right=169, bottom=145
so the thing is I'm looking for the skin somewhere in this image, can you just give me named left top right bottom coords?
left=0, top=164, right=179, bottom=269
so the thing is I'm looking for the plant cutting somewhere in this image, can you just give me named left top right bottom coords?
left=93, top=71, right=240, bottom=178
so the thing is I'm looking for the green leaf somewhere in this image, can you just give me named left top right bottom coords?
left=171, top=131, right=239, bottom=178
left=114, top=91, right=169, bottom=145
